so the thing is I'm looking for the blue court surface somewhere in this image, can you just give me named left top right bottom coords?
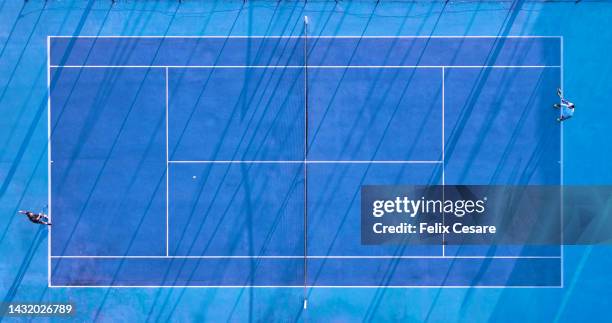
left=49, top=36, right=561, bottom=287
left=5, top=1, right=612, bottom=322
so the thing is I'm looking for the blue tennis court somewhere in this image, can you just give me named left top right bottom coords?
left=49, top=36, right=561, bottom=287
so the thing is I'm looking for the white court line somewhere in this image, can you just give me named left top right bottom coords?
left=441, top=66, right=446, bottom=257
left=47, top=36, right=52, bottom=288
left=50, top=255, right=562, bottom=259
left=168, top=160, right=443, bottom=164
left=48, top=285, right=564, bottom=289
left=303, top=24, right=309, bottom=300
left=165, top=67, right=169, bottom=257
left=49, top=35, right=563, bottom=39
left=50, top=65, right=560, bottom=69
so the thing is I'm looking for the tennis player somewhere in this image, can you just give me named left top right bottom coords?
left=553, top=88, right=575, bottom=122
left=18, top=210, right=51, bottom=226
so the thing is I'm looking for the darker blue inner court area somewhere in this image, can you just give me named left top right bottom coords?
left=50, top=36, right=561, bottom=287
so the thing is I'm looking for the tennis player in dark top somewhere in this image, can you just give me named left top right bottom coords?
left=18, top=210, right=51, bottom=226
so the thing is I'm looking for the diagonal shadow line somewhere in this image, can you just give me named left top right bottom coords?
left=308, top=37, right=373, bottom=149
left=204, top=165, right=303, bottom=295
left=55, top=186, right=166, bottom=288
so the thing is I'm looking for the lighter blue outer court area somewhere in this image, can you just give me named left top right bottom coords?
left=0, top=1, right=611, bottom=322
